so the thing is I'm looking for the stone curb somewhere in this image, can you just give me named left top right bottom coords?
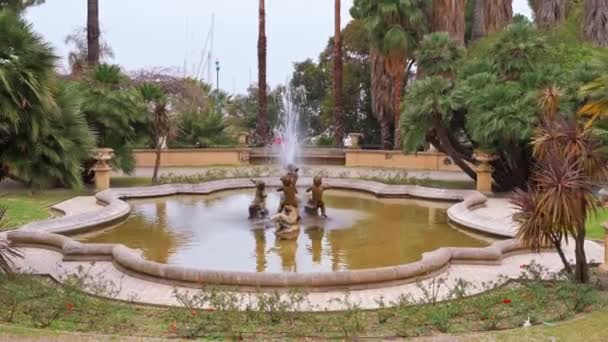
left=7, top=229, right=526, bottom=289
left=446, top=193, right=517, bottom=238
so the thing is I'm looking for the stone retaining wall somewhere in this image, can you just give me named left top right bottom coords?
left=132, top=148, right=466, bottom=173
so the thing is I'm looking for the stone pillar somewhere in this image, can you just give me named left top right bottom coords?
left=600, top=223, right=608, bottom=274
left=347, top=133, right=363, bottom=149
left=474, top=150, right=496, bottom=194
left=237, top=132, right=250, bottom=147
left=92, top=148, right=114, bottom=192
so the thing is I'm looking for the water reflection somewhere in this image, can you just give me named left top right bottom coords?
left=78, top=190, right=488, bottom=273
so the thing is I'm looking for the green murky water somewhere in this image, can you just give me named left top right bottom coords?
left=78, top=190, right=487, bottom=273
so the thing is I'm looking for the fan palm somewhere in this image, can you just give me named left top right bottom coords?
left=3, top=82, right=95, bottom=188
left=0, top=10, right=57, bottom=138
left=79, top=64, right=146, bottom=177
left=351, top=0, right=430, bottom=149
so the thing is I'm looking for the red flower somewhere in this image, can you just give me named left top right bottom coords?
left=503, top=299, right=512, bottom=304
left=204, top=307, right=215, bottom=312
left=190, top=310, right=198, bottom=317
left=169, top=321, right=177, bottom=332
left=520, top=264, right=526, bottom=269
left=65, top=303, right=74, bottom=312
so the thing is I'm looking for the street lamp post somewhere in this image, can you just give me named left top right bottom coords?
left=215, top=60, right=220, bottom=115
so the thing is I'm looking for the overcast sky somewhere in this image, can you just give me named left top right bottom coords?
left=26, top=0, right=532, bottom=94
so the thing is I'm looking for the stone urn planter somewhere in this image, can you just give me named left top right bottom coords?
left=473, top=150, right=497, bottom=194
left=346, top=133, right=363, bottom=149
left=92, top=148, right=114, bottom=191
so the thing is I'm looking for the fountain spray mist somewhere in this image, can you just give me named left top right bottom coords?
left=277, top=86, right=305, bottom=167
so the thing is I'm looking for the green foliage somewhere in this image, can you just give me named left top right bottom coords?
left=401, top=77, right=453, bottom=152
left=402, top=19, right=605, bottom=190
left=0, top=11, right=94, bottom=189
left=0, top=0, right=44, bottom=13
left=415, top=32, right=465, bottom=78
left=173, top=109, right=234, bottom=148
left=351, top=0, right=430, bottom=55
left=4, top=83, right=95, bottom=188
left=77, top=64, right=148, bottom=174
left=291, top=20, right=380, bottom=145
left=0, top=10, right=56, bottom=141
left=489, top=23, right=546, bottom=79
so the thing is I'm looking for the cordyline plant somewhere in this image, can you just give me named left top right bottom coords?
left=512, top=91, right=607, bottom=283
left=0, top=207, right=22, bottom=276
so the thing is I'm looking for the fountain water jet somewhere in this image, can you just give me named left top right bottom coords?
left=276, top=86, right=305, bottom=168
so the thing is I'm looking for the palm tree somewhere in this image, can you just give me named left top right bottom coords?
left=529, top=0, right=567, bottom=28
left=471, top=0, right=486, bottom=41
left=79, top=64, right=146, bottom=179
left=485, top=0, right=513, bottom=34
left=0, top=11, right=57, bottom=183
left=351, top=0, right=430, bottom=150
left=87, top=0, right=100, bottom=66
left=255, top=0, right=269, bottom=144
left=139, top=83, right=176, bottom=184
left=430, top=0, right=466, bottom=45
left=470, top=0, right=513, bottom=41
left=333, top=0, right=345, bottom=146
left=584, top=0, right=608, bottom=46
left=0, top=0, right=45, bottom=13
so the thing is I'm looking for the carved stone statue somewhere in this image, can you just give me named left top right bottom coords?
left=305, top=176, right=328, bottom=218
left=285, top=163, right=299, bottom=187
left=277, top=175, right=298, bottom=213
left=271, top=204, right=300, bottom=240
left=249, top=179, right=269, bottom=219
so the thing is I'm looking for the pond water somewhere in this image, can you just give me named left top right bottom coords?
left=78, top=190, right=488, bottom=273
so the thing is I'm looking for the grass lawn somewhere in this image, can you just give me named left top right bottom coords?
left=0, top=190, right=90, bottom=230
left=0, top=178, right=151, bottom=230
left=464, top=307, right=608, bottom=341
left=587, top=207, right=608, bottom=240
left=0, top=273, right=606, bottom=340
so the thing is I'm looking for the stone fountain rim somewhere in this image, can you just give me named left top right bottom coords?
left=8, top=178, right=526, bottom=290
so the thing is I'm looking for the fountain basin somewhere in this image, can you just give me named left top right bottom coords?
left=76, top=190, right=487, bottom=273
left=8, top=178, right=527, bottom=291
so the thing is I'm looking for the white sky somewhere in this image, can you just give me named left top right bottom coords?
left=26, top=0, right=532, bottom=94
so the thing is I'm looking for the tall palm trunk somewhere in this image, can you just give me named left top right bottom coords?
left=333, top=0, right=345, bottom=147
left=574, top=228, right=589, bottom=283
left=471, top=0, right=486, bottom=41
left=388, top=55, right=405, bottom=149
left=87, top=0, right=100, bottom=66
left=531, top=0, right=567, bottom=28
left=431, top=0, right=467, bottom=45
left=370, top=50, right=394, bottom=150
left=152, top=137, right=163, bottom=184
left=583, top=0, right=608, bottom=47
left=484, top=0, right=513, bottom=34
left=256, top=0, right=270, bottom=143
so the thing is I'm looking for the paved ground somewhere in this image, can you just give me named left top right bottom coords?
left=52, top=196, right=103, bottom=216
left=10, top=242, right=603, bottom=311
